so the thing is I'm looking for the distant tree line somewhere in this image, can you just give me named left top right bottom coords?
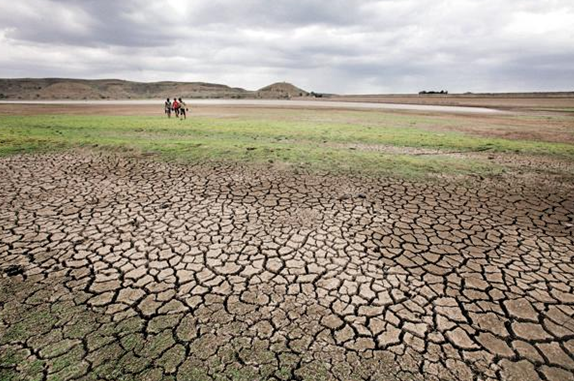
left=419, top=90, right=448, bottom=95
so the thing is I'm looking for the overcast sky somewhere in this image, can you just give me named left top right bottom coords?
left=1, top=0, right=573, bottom=93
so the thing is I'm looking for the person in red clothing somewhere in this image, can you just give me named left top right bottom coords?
left=172, top=97, right=180, bottom=117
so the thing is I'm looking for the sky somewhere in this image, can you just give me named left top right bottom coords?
left=0, top=0, right=573, bottom=94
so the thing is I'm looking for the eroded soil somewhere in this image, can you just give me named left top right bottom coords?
left=1, top=153, right=573, bottom=381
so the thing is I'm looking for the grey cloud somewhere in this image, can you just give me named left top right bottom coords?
left=0, top=0, right=172, bottom=47
left=1, top=0, right=573, bottom=93
left=186, top=0, right=382, bottom=28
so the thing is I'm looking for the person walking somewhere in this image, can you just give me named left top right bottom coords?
left=164, top=98, right=172, bottom=118
left=172, top=97, right=180, bottom=117
left=178, top=98, right=187, bottom=120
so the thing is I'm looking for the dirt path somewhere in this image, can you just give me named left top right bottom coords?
left=1, top=153, right=573, bottom=381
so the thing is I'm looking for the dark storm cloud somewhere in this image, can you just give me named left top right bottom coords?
left=0, top=0, right=172, bottom=47
left=1, top=0, right=573, bottom=93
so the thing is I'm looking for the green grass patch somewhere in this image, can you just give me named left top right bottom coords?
left=1, top=113, right=572, bottom=177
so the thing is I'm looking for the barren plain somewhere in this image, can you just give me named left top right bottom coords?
left=332, top=94, right=574, bottom=112
left=1, top=102, right=573, bottom=381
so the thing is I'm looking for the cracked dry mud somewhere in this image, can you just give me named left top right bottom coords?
left=1, top=153, right=573, bottom=381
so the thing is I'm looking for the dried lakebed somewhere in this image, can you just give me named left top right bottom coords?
left=0, top=153, right=573, bottom=381
left=0, top=99, right=502, bottom=114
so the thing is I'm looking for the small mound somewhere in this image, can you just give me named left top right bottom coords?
left=257, top=82, right=308, bottom=98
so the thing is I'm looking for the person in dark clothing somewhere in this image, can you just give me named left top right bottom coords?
left=178, top=98, right=187, bottom=120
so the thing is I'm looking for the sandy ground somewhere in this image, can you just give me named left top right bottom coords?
left=0, top=99, right=502, bottom=114
left=1, top=152, right=573, bottom=381
left=0, top=103, right=166, bottom=116
left=332, top=95, right=574, bottom=111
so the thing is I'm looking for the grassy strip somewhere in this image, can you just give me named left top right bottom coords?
left=2, top=114, right=573, bottom=156
left=1, top=114, right=572, bottom=177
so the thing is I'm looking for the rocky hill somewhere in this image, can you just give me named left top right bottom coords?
left=0, top=78, right=310, bottom=100
left=257, top=82, right=309, bottom=99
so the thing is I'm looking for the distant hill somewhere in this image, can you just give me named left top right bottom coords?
left=0, top=78, right=311, bottom=100
left=257, top=82, right=309, bottom=99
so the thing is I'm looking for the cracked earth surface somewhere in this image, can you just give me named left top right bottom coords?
left=1, top=153, right=573, bottom=381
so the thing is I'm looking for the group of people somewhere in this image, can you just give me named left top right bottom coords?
left=164, top=98, right=188, bottom=119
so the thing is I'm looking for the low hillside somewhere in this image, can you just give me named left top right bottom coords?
left=0, top=78, right=308, bottom=100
